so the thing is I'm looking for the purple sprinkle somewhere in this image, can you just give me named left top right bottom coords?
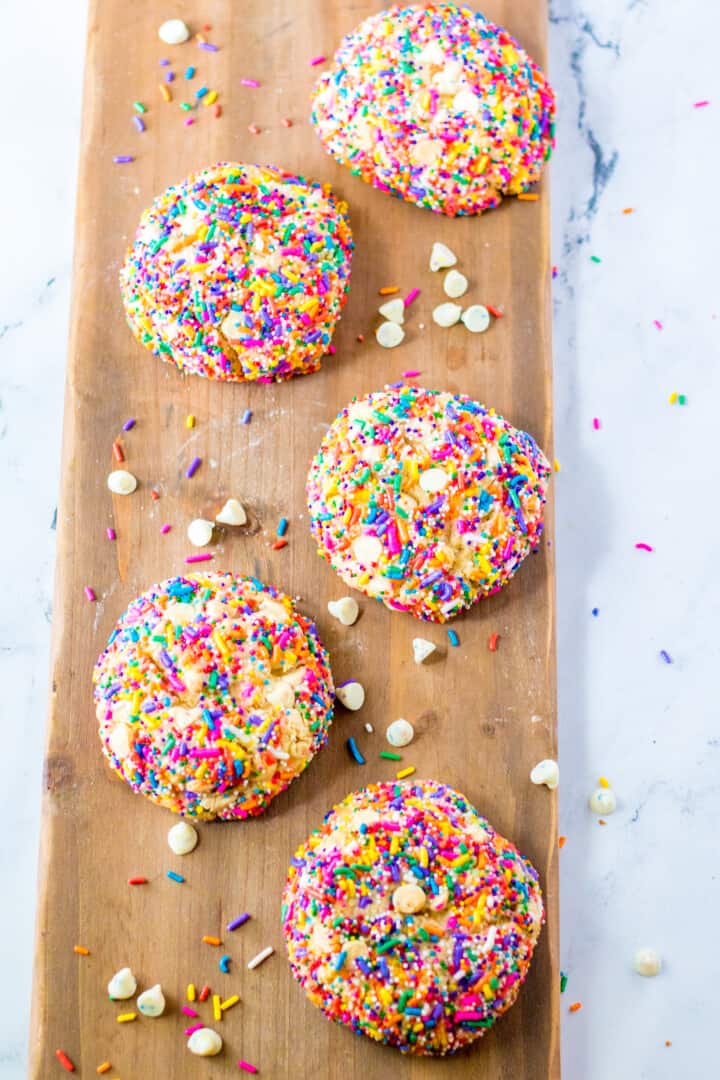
left=186, top=456, right=202, bottom=479
left=227, top=913, right=251, bottom=932
left=113, top=155, right=134, bottom=164
left=241, top=408, right=252, bottom=424
left=166, top=70, right=175, bottom=82
left=660, top=649, right=673, bottom=664
left=133, top=115, right=145, bottom=132
left=159, top=58, right=170, bottom=66
left=199, top=41, right=219, bottom=51
left=122, top=418, right=136, bottom=431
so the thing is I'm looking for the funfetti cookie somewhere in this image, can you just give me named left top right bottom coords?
left=282, top=779, right=544, bottom=1054
left=120, top=163, right=353, bottom=381
left=306, top=386, right=550, bottom=622
left=311, top=2, right=555, bottom=216
left=93, top=573, right=334, bottom=819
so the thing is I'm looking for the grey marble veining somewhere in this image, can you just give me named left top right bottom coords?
left=1, top=2, right=717, bottom=1077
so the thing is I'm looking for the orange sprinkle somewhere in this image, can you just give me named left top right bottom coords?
left=198, top=984, right=211, bottom=1002
left=517, top=193, right=540, bottom=201
left=196, top=32, right=207, bottom=44
left=112, top=441, right=124, bottom=463
left=150, top=489, right=160, bottom=501
left=378, top=286, right=399, bottom=296
left=485, top=304, right=503, bottom=318
left=214, top=104, right=222, bottom=118
left=665, top=1041, right=672, bottom=1048
left=568, top=1002, right=583, bottom=1013
left=488, top=633, right=500, bottom=652
left=272, top=539, right=288, bottom=550
left=356, top=333, right=365, bottom=343
left=55, top=1049, right=75, bottom=1072
left=281, top=117, right=293, bottom=127
left=202, top=935, right=222, bottom=946
left=598, top=819, right=607, bottom=826
left=73, top=945, right=90, bottom=956
left=97, top=1065, right=112, bottom=1076
left=159, top=84, right=172, bottom=103
left=248, top=123, right=261, bottom=135
left=622, top=207, right=635, bottom=214
left=558, top=836, right=567, bottom=849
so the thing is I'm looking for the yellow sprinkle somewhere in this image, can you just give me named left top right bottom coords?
left=553, top=458, right=561, bottom=472
left=668, top=392, right=678, bottom=404
left=220, top=994, right=240, bottom=1011
left=186, top=414, right=195, bottom=428
left=116, top=1013, right=136, bottom=1023
left=396, top=767, right=416, bottom=780
left=96, top=1065, right=112, bottom=1076
left=598, top=776, right=610, bottom=788
left=213, top=994, right=222, bottom=1022
left=158, top=84, right=171, bottom=102
left=187, top=983, right=196, bottom=1002
left=204, top=90, right=218, bottom=106
left=213, top=631, right=229, bottom=658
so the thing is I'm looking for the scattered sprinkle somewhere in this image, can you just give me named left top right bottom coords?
left=133, top=115, right=146, bottom=133
left=238, top=1062, right=259, bottom=1075
left=277, top=517, right=289, bottom=537
left=213, top=994, right=222, bottom=1022
left=187, top=984, right=196, bottom=1002
left=396, top=766, right=416, bottom=780
left=379, top=285, right=399, bottom=295
left=447, top=628, right=459, bottom=647
left=485, top=303, right=504, bottom=318
left=635, top=542, right=653, bottom=552
left=199, top=985, right=211, bottom=1002
left=113, top=155, right=134, bottom=164
left=560, top=971, right=568, bottom=992
left=122, top=418, right=135, bottom=431
left=568, top=1002, right=583, bottom=1014
left=73, top=945, right=90, bottom=956
left=186, top=414, right=196, bottom=428
left=346, top=737, right=366, bottom=765
left=128, top=876, right=147, bottom=885
left=219, top=955, right=231, bottom=973
left=558, top=836, right=567, bottom=849
left=227, top=913, right=251, bottom=932
left=693, top=99, right=710, bottom=108
left=247, top=946, right=274, bottom=970
left=553, top=458, right=561, bottom=472
left=182, top=1005, right=199, bottom=1018
left=272, top=538, right=288, bottom=550
left=185, top=553, right=214, bottom=564
left=161, top=523, right=171, bottom=535
left=220, top=994, right=240, bottom=1011
left=488, top=632, right=499, bottom=652
left=166, top=870, right=185, bottom=883
left=592, top=607, right=599, bottom=616
left=653, top=319, right=663, bottom=331
left=55, top=1050, right=75, bottom=1073
left=202, top=935, right=222, bottom=947
left=517, top=192, right=539, bottom=201
left=241, top=78, right=260, bottom=87
left=590, top=255, right=602, bottom=264
left=96, top=1065, right=112, bottom=1075
left=248, top=123, right=261, bottom=135
left=404, top=288, right=420, bottom=307
left=281, top=117, right=293, bottom=127
left=159, top=84, right=172, bottom=102
left=84, top=586, right=96, bottom=603
left=659, top=650, right=673, bottom=664
left=310, top=55, right=326, bottom=66
left=186, top=456, right=202, bottom=478
left=622, top=207, right=634, bottom=214
left=116, top=1013, right=137, bottom=1023
left=241, top=408, right=252, bottom=424
left=592, top=417, right=600, bottom=430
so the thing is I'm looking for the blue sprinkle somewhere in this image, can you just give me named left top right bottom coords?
left=185, top=66, right=195, bottom=79
left=447, top=629, right=459, bottom=647
left=166, top=870, right=185, bottom=883
left=277, top=517, right=288, bottom=537
left=219, top=954, right=231, bottom=973
left=334, top=951, right=347, bottom=971
left=659, top=649, right=673, bottom=664
left=346, top=737, right=365, bottom=765
left=241, top=408, right=252, bottom=424
left=591, top=607, right=599, bottom=617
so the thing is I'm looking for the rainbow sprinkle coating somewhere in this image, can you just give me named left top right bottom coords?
left=119, top=162, right=353, bottom=381
left=311, top=2, right=555, bottom=216
left=282, top=780, right=543, bottom=1055
left=306, top=386, right=550, bottom=622
left=93, top=573, right=334, bottom=819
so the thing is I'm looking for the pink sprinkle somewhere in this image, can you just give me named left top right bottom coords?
left=84, top=586, right=96, bottom=602
left=189, top=748, right=222, bottom=759
left=592, top=417, right=601, bottom=430
left=161, top=524, right=172, bottom=535
left=327, top=344, right=336, bottom=355
left=402, top=369, right=421, bottom=378
left=693, top=99, right=710, bottom=108
left=184, top=1023, right=203, bottom=1036
left=237, top=1064, right=258, bottom=1075
left=181, top=1006, right=199, bottom=1018
left=106, top=527, right=116, bottom=541
left=404, top=288, right=420, bottom=307
left=653, top=319, right=663, bottom=331
left=185, top=553, right=214, bottom=564
left=185, top=117, right=195, bottom=126
left=310, top=55, right=326, bottom=66
left=635, top=542, right=654, bottom=552
left=241, top=78, right=260, bottom=87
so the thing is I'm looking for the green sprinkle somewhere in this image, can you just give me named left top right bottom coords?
left=678, top=394, right=687, bottom=405
left=133, top=101, right=146, bottom=114
left=560, top=972, right=568, bottom=993
left=376, top=937, right=404, bottom=954
left=380, top=751, right=402, bottom=761
left=590, top=255, right=602, bottom=263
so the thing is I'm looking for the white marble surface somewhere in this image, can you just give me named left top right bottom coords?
left=1, top=1, right=717, bottom=1076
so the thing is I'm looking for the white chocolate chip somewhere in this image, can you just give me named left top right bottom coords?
left=410, top=138, right=442, bottom=166
left=418, top=40, right=446, bottom=66
left=432, top=61, right=463, bottom=95
left=187, top=1028, right=223, bottom=1057
left=633, top=948, right=662, bottom=977
left=386, top=719, right=414, bottom=748
left=158, top=18, right=191, bottom=45
left=452, top=88, right=481, bottom=116
left=376, top=321, right=405, bottom=348
left=352, top=534, right=383, bottom=565
left=419, top=467, right=449, bottom=493
left=392, top=883, right=427, bottom=914
left=429, top=242, right=457, bottom=272
left=107, top=469, right=137, bottom=495
left=461, top=304, right=491, bottom=333
left=336, top=681, right=365, bottom=711
left=137, top=984, right=166, bottom=1017
left=378, top=298, right=405, bottom=324
left=108, top=967, right=137, bottom=1000
left=589, top=787, right=617, bottom=815
left=215, top=498, right=247, bottom=526
left=187, top=519, right=214, bottom=547
left=328, top=597, right=360, bottom=626
left=530, top=759, right=559, bottom=790
left=443, top=269, right=468, bottom=299
left=167, top=820, right=198, bottom=855
left=412, top=638, right=436, bottom=664
left=432, top=302, right=462, bottom=328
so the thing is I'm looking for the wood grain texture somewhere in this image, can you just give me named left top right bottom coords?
left=30, top=1, right=559, bottom=1076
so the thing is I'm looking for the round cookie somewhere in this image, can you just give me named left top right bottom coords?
left=311, top=2, right=555, bottom=217
left=306, top=386, right=550, bottom=621
left=93, top=572, right=334, bottom=819
left=282, top=779, right=543, bottom=1055
left=120, top=162, right=353, bottom=381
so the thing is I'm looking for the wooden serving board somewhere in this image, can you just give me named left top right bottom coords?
left=31, top=1, right=559, bottom=1076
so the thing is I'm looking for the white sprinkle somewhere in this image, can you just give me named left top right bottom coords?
left=443, top=269, right=468, bottom=298
left=247, top=946, right=274, bottom=970
left=378, top=298, right=405, bottom=324
left=589, top=787, right=617, bottom=815
left=376, top=321, right=405, bottom=348
left=167, top=820, right=198, bottom=855
left=336, top=681, right=365, bottom=711
left=412, top=638, right=436, bottom=664
left=215, top=498, right=247, bottom=526
left=107, top=469, right=137, bottom=495
left=158, top=18, right=190, bottom=45
left=530, top=759, right=559, bottom=790
left=187, top=518, right=214, bottom=547
left=328, top=597, right=360, bottom=626
left=364, top=722, right=374, bottom=733
left=108, top=967, right=137, bottom=1000
left=633, top=948, right=662, bottom=977
left=188, top=1028, right=223, bottom=1056
left=432, top=302, right=462, bottom=328
left=429, top=242, right=457, bottom=271
left=386, top=719, right=414, bottom=748
left=137, top=984, right=165, bottom=1017
left=461, top=304, right=491, bottom=333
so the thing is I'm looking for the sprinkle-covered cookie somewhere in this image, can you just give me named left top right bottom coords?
left=282, top=780, right=543, bottom=1054
left=306, top=386, right=550, bottom=622
left=311, top=2, right=555, bottom=216
left=120, top=163, right=353, bottom=381
left=93, top=573, right=334, bottom=819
